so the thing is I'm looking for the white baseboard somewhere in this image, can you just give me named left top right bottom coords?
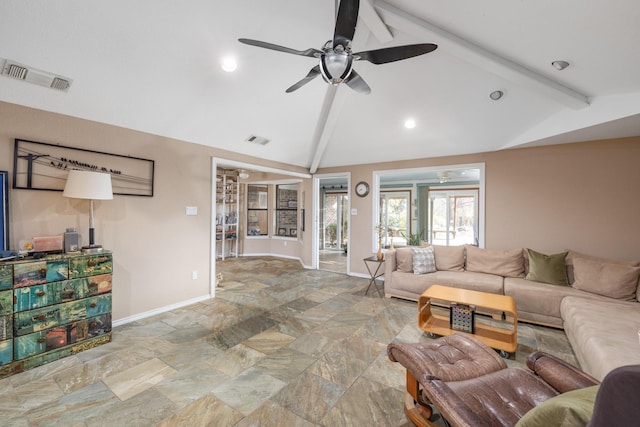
left=240, top=252, right=305, bottom=266
left=112, top=294, right=212, bottom=327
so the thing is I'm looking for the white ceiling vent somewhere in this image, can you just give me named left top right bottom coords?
left=1, top=59, right=73, bottom=92
left=244, top=135, right=270, bottom=146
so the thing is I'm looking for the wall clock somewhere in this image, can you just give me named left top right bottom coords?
left=355, top=181, right=370, bottom=197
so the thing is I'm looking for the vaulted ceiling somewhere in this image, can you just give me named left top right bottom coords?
left=1, top=0, right=640, bottom=173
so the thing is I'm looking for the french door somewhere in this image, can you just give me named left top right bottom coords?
left=322, top=192, right=348, bottom=251
left=380, top=191, right=411, bottom=247
left=428, top=189, right=478, bottom=246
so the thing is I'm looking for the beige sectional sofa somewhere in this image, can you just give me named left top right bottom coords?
left=383, top=244, right=640, bottom=380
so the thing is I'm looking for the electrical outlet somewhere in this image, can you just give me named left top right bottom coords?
left=192, top=271, right=198, bottom=280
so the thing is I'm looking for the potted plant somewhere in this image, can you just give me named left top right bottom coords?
left=401, top=230, right=424, bottom=246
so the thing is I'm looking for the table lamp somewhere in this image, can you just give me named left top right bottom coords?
left=63, top=170, right=113, bottom=253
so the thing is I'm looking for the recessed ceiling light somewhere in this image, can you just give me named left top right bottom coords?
left=489, top=90, right=503, bottom=101
left=221, top=57, right=237, bottom=72
left=404, top=118, right=416, bottom=129
left=551, top=60, right=570, bottom=71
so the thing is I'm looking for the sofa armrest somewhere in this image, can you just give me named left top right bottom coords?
left=526, top=351, right=599, bottom=393
left=421, top=376, right=491, bottom=427
left=384, top=250, right=397, bottom=288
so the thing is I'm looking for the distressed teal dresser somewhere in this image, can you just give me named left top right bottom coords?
left=0, top=251, right=112, bottom=378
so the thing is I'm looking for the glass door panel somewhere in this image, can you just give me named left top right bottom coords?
left=380, top=191, right=410, bottom=247
left=322, top=192, right=348, bottom=251
left=429, top=189, right=478, bottom=246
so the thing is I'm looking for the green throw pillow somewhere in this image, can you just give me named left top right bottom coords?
left=526, top=249, right=569, bottom=286
left=515, top=385, right=598, bottom=427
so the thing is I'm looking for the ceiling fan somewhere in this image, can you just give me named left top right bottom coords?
left=238, top=0, right=437, bottom=94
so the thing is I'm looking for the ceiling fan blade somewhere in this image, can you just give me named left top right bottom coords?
left=355, top=43, right=438, bottom=64
left=286, top=65, right=322, bottom=93
left=344, top=69, right=371, bottom=94
left=333, top=0, right=359, bottom=48
left=238, top=38, right=322, bottom=58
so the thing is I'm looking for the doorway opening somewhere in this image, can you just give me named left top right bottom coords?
left=314, top=174, right=350, bottom=274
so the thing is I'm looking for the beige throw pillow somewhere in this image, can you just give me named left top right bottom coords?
left=395, top=247, right=414, bottom=273
left=413, top=246, right=436, bottom=275
left=571, top=253, right=640, bottom=301
left=465, top=245, right=525, bottom=278
left=432, top=245, right=465, bottom=271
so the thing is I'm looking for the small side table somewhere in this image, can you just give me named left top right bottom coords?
left=363, top=256, right=385, bottom=297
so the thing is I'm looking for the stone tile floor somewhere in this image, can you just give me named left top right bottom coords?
left=1, top=257, right=577, bottom=426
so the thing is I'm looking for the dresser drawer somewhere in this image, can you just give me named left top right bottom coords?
left=69, top=254, right=112, bottom=279
left=14, top=283, right=63, bottom=312
left=61, top=274, right=112, bottom=302
left=13, top=313, right=112, bottom=360
left=0, top=265, right=12, bottom=291
left=15, top=293, right=112, bottom=337
left=0, top=315, right=12, bottom=341
left=0, top=339, right=12, bottom=365
left=59, top=294, right=112, bottom=322
left=14, top=305, right=61, bottom=336
left=0, top=290, right=12, bottom=316
left=13, top=259, right=68, bottom=288
left=14, top=274, right=113, bottom=313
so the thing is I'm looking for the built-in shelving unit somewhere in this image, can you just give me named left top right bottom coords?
left=216, top=171, right=239, bottom=259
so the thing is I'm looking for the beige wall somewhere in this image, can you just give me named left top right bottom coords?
left=319, top=138, right=640, bottom=275
left=484, top=141, right=640, bottom=259
left=0, top=102, right=308, bottom=322
left=2, top=101, right=639, bottom=321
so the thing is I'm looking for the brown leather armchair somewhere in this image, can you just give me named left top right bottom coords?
left=388, top=339, right=599, bottom=427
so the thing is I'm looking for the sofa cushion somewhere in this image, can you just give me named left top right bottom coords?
left=515, top=385, right=598, bottom=427
left=413, top=246, right=436, bottom=275
left=504, top=278, right=609, bottom=325
left=525, top=249, right=569, bottom=286
left=389, top=270, right=504, bottom=297
left=432, top=245, right=465, bottom=271
left=465, top=245, right=525, bottom=278
left=571, top=252, right=640, bottom=301
left=395, top=247, right=414, bottom=273
left=561, top=296, right=640, bottom=381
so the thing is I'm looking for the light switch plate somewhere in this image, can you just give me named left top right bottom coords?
left=186, top=206, right=198, bottom=216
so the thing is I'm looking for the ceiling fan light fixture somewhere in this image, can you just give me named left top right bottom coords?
left=551, top=60, right=570, bottom=71
left=320, top=51, right=353, bottom=84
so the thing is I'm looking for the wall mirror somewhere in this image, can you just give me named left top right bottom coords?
left=372, top=163, right=485, bottom=252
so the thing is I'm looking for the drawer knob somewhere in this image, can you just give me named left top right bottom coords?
left=36, top=291, right=46, bottom=297
left=89, top=302, right=97, bottom=308
left=37, top=337, right=46, bottom=343
left=36, top=314, right=46, bottom=321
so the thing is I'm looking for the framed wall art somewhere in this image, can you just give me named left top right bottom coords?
left=13, top=139, right=155, bottom=196
left=0, top=171, right=8, bottom=251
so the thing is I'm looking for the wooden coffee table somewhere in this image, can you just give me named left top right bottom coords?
left=418, top=285, right=517, bottom=357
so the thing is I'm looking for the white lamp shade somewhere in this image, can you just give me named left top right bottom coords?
left=63, top=170, right=113, bottom=200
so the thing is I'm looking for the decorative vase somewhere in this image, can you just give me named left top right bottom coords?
left=377, top=240, right=384, bottom=260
